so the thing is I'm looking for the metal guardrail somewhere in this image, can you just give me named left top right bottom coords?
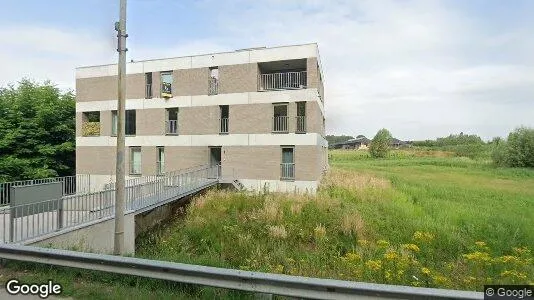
left=259, top=71, right=307, bottom=91
left=273, top=116, right=288, bottom=133
left=280, top=163, right=295, bottom=180
left=296, top=116, right=306, bottom=133
left=220, top=117, right=228, bottom=134
left=0, top=244, right=483, bottom=300
left=1, top=166, right=218, bottom=243
left=0, top=175, right=90, bottom=206
left=165, top=120, right=178, bottom=134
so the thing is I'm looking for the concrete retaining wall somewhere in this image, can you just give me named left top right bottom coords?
left=28, top=213, right=136, bottom=255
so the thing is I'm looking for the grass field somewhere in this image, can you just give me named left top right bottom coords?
left=1, top=148, right=533, bottom=297
left=136, top=149, right=534, bottom=291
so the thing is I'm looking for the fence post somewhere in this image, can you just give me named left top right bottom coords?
left=57, top=197, right=63, bottom=231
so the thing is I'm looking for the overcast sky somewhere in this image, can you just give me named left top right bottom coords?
left=1, top=0, right=532, bottom=140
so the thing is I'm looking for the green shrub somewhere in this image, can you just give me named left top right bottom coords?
left=492, top=127, right=534, bottom=168
left=449, top=143, right=486, bottom=159
left=369, top=129, right=392, bottom=158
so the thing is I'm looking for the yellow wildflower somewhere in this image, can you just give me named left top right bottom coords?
left=345, top=252, right=361, bottom=262
left=274, top=264, right=284, bottom=273
left=358, top=239, right=369, bottom=247
left=432, top=275, right=449, bottom=285
left=499, top=255, right=519, bottom=264
left=463, top=276, right=476, bottom=284
left=366, top=260, right=382, bottom=271
left=377, top=240, right=390, bottom=248
left=384, top=250, right=399, bottom=261
left=475, top=241, right=486, bottom=248
left=421, top=267, right=431, bottom=275
left=413, top=231, right=435, bottom=242
left=463, top=251, right=491, bottom=262
left=512, top=247, right=530, bottom=255
left=402, top=243, right=420, bottom=252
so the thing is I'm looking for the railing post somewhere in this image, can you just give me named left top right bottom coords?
left=57, top=197, right=63, bottom=231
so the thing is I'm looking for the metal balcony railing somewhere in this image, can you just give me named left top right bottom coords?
left=82, top=122, right=100, bottom=136
left=259, top=71, right=307, bottom=91
left=145, top=84, right=152, bottom=99
left=2, top=165, right=219, bottom=243
left=273, top=116, right=288, bottom=133
left=280, top=163, right=295, bottom=181
left=220, top=118, right=228, bottom=134
left=166, top=120, right=178, bottom=134
left=0, top=174, right=91, bottom=205
left=209, top=78, right=218, bottom=95
left=296, top=116, right=306, bottom=133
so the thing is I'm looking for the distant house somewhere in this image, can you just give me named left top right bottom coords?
left=331, top=135, right=411, bottom=150
left=331, top=135, right=371, bottom=150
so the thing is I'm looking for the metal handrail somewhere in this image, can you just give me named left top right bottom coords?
left=2, top=165, right=219, bottom=243
left=0, top=244, right=483, bottom=300
left=0, top=175, right=90, bottom=205
left=296, top=116, right=306, bottom=133
left=259, top=71, right=307, bottom=91
left=280, top=163, right=295, bottom=180
left=220, top=117, right=228, bottom=134
left=273, top=116, right=288, bottom=133
left=166, top=120, right=178, bottom=134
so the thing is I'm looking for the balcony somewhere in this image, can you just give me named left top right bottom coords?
left=209, top=78, right=218, bottom=95
left=296, top=116, right=306, bottom=133
left=259, top=71, right=307, bottom=91
left=220, top=118, right=228, bottom=134
left=166, top=120, right=178, bottom=134
left=273, top=116, right=288, bottom=133
left=280, top=163, right=295, bottom=181
left=82, top=122, right=100, bottom=137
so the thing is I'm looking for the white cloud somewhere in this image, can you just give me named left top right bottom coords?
left=207, top=0, right=534, bottom=139
left=1, top=0, right=532, bottom=140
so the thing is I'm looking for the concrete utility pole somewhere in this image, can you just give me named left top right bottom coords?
left=114, top=0, right=127, bottom=255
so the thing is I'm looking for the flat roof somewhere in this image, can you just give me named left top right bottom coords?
left=76, top=43, right=323, bottom=80
left=77, top=42, right=319, bottom=69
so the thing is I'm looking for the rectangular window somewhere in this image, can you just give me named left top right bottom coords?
left=296, top=102, right=306, bottom=133
left=156, top=146, right=165, bottom=175
left=129, top=147, right=141, bottom=175
left=273, top=103, right=288, bottom=133
left=82, top=111, right=100, bottom=136
left=281, top=147, right=295, bottom=180
left=219, top=105, right=229, bottom=134
left=126, top=110, right=136, bottom=135
left=112, top=110, right=136, bottom=136
left=166, top=108, right=178, bottom=134
left=145, top=72, right=152, bottom=99
left=161, top=71, right=173, bottom=98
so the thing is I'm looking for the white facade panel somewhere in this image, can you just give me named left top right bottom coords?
left=76, top=133, right=323, bottom=147
left=76, top=44, right=319, bottom=78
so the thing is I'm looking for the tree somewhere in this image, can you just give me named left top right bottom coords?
left=491, top=127, right=534, bottom=168
left=0, top=79, right=75, bottom=182
left=369, top=128, right=392, bottom=158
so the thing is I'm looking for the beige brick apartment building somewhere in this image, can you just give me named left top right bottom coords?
left=75, top=43, right=328, bottom=193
